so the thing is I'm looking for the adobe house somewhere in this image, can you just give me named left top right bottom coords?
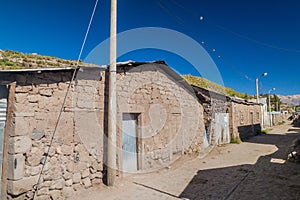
left=231, top=98, right=263, bottom=140
left=192, top=85, right=262, bottom=145
left=192, top=85, right=232, bottom=146
left=230, top=98, right=262, bottom=140
left=0, top=61, right=204, bottom=199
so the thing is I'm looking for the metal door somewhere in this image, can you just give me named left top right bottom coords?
left=0, top=98, right=7, bottom=186
left=122, top=114, right=138, bottom=173
left=215, top=113, right=230, bottom=144
left=203, top=126, right=210, bottom=148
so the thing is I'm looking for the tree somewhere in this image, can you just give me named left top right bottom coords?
left=266, top=94, right=282, bottom=111
left=273, top=94, right=281, bottom=111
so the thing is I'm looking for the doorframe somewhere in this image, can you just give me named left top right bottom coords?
left=1, top=83, right=15, bottom=199
left=121, top=113, right=142, bottom=174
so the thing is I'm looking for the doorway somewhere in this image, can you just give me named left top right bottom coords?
left=0, top=85, right=8, bottom=188
left=122, top=113, right=139, bottom=173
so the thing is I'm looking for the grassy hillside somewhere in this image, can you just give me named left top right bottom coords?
left=0, top=49, right=80, bottom=70
left=182, top=74, right=251, bottom=99
left=1, top=50, right=251, bottom=99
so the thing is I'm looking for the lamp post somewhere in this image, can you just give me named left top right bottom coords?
left=255, top=72, right=268, bottom=103
left=268, top=88, right=276, bottom=127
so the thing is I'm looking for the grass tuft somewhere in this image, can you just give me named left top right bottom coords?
left=230, top=137, right=242, bottom=144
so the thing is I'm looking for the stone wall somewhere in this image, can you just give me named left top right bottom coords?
left=3, top=70, right=104, bottom=200
left=1, top=63, right=205, bottom=199
left=192, top=85, right=262, bottom=143
left=231, top=101, right=262, bottom=140
left=192, top=86, right=231, bottom=146
left=116, top=64, right=203, bottom=170
left=272, top=113, right=283, bottom=126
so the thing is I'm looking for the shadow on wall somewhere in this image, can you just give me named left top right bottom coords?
left=0, top=85, right=8, bottom=99
left=238, top=124, right=262, bottom=141
left=102, top=70, right=109, bottom=185
left=179, top=131, right=300, bottom=200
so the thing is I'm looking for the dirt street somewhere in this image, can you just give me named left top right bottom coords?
left=72, top=122, right=300, bottom=200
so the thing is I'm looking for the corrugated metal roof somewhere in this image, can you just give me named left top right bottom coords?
left=192, top=84, right=262, bottom=106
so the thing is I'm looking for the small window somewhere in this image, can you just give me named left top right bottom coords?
left=256, top=112, right=260, bottom=123
left=240, top=111, right=244, bottom=125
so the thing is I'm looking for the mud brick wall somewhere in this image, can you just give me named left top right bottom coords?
left=192, top=86, right=231, bottom=146
left=231, top=102, right=262, bottom=140
left=5, top=70, right=104, bottom=200
left=1, top=63, right=205, bottom=199
left=116, top=64, right=204, bottom=170
left=272, top=113, right=283, bottom=126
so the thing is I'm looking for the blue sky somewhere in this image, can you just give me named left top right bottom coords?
left=0, top=0, right=299, bottom=96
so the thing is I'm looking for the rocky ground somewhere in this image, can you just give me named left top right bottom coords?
left=71, top=121, right=300, bottom=200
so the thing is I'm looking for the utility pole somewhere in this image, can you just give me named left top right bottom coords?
left=255, top=72, right=267, bottom=103
left=268, top=91, right=271, bottom=127
left=268, top=88, right=275, bottom=127
left=107, top=0, right=117, bottom=186
left=255, top=78, right=259, bottom=103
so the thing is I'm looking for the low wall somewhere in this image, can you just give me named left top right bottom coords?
left=272, top=113, right=283, bottom=125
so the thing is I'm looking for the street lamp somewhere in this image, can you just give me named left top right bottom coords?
left=255, top=72, right=268, bottom=103
left=268, top=88, right=276, bottom=127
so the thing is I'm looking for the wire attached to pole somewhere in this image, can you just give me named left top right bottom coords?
left=33, top=0, right=99, bottom=199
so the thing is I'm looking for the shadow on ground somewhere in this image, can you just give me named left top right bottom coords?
left=180, top=127, right=300, bottom=200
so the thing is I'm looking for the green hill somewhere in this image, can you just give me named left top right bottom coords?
left=0, top=49, right=80, bottom=70
left=1, top=50, right=251, bottom=99
left=182, top=74, right=251, bottom=99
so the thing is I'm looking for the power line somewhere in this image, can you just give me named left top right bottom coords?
left=215, top=24, right=300, bottom=54
left=156, top=0, right=255, bottom=83
left=33, top=0, right=100, bottom=198
left=168, top=0, right=300, bottom=54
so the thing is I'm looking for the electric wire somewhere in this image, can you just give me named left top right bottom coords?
left=32, top=0, right=99, bottom=198
left=156, top=0, right=255, bottom=83
left=168, top=0, right=300, bottom=54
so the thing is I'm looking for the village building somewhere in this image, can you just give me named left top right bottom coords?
left=192, top=85, right=262, bottom=145
left=230, top=98, right=262, bottom=140
left=0, top=61, right=205, bottom=199
left=0, top=61, right=266, bottom=199
left=192, top=85, right=231, bottom=147
left=248, top=98, right=284, bottom=128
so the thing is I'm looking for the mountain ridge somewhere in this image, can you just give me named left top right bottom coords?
left=278, top=94, right=300, bottom=106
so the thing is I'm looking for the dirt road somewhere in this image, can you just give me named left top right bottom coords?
left=72, top=122, right=300, bottom=200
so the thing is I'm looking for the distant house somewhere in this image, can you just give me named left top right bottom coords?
left=192, top=85, right=262, bottom=144
left=192, top=85, right=231, bottom=146
left=230, top=98, right=262, bottom=140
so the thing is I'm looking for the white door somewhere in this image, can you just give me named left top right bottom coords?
left=215, top=113, right=230, bottom=144
left=0, top=95, right=7, bottom=189
left=122, top=114, right=138, bottom=173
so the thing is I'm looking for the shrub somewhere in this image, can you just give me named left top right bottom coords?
left=261, top=129, right=272, bottom=134
left=230, top=137, right=242, bottom=144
